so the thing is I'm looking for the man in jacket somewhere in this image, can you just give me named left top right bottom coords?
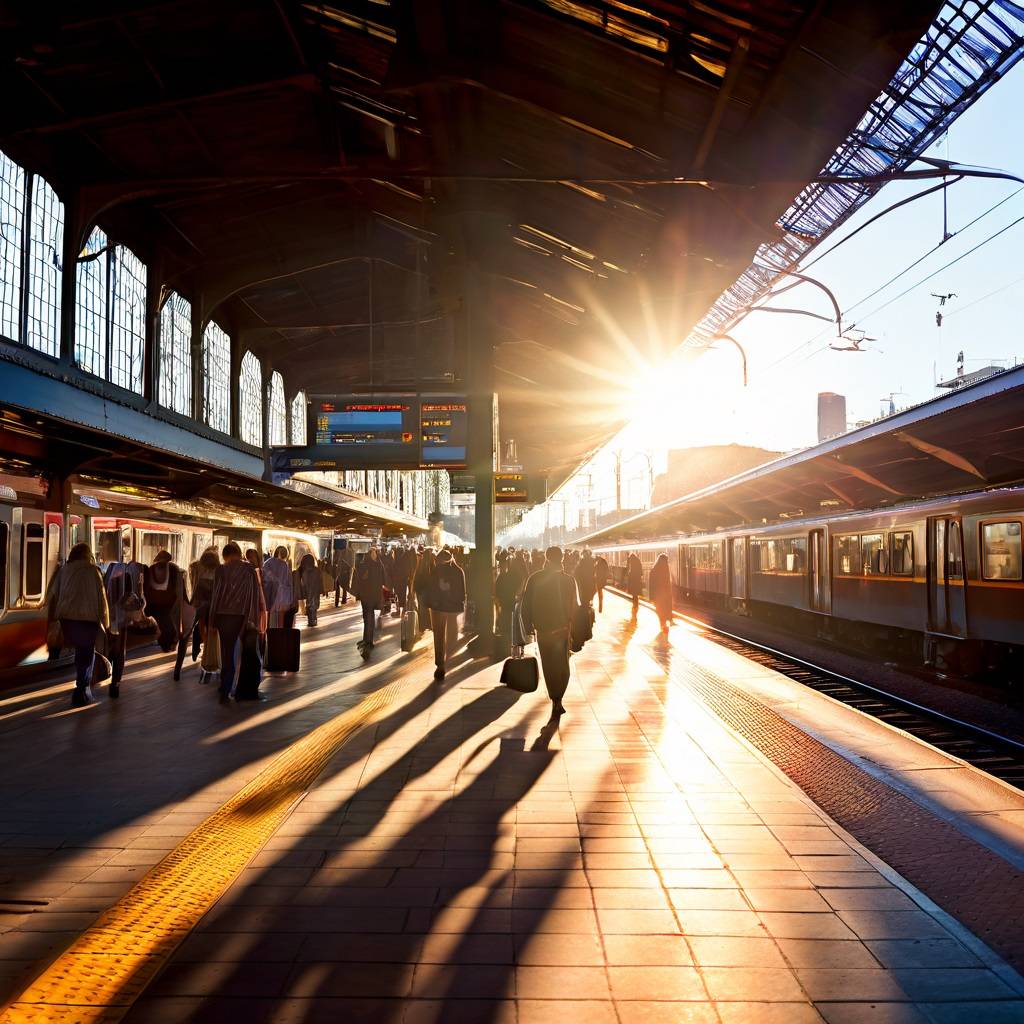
left=413, top=547, right=436, bottom=632
left=627, top=552, right=643, bottom=616
left=593, top=553, right=609, bottom=613
left=333, top=548, right=352, bottom=606
left=424, top=549, right=465, bottom=680
left=352, top=546, right=385, bottom=657
left=208, top=543, right=266, bottom=704
left=47, top=543, right=110, bottom=706
left=574, top=549, right=597, bottom=609
left=519, top=546, right=580, bottom=720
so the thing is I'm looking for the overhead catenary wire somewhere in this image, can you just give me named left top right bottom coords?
left=758, top=183, right=1024, bottom=374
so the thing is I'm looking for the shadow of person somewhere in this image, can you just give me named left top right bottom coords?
left=530, top=720, right=559, bottom=752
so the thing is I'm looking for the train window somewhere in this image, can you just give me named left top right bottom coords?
left=23, top=522, right=44, bottom=602
left=782, top=537, right=806, bottom=573
left=835, top=535, right=861, bottom=576
left=95, top=529, right=121, bottom=568
left=947, top=522, right=964, bottom=580
left=46, top=522, right=60, bottom=582
left=982, top=522, right=1022, bottom=581
left=138, top=531, right=182, bottom=566
left=860, top=534, right=886, bottom=575
left=891, top=532, right=913, bottom=576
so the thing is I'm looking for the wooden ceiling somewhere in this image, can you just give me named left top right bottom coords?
left=0, top=1, right=937, bottom=482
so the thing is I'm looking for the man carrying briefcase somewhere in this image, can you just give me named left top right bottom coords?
left=519, top=546, right=580, bottom=720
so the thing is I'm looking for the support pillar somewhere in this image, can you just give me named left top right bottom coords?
left=465, top=266, right=497, bottom=657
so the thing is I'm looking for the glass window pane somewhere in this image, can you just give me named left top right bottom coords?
left=46, top=522, right=60, bottom=583
left=110, top=245, right=146, bottom=392
left=982, top=522, right=1022, bottom=581
left=0, top=149, right=25, bottom=342
left=891, top=532, right=913, bottom=576
left=268, top=371, right=286, bottom=447
left=861, top=533, right=885, bottom=575
left=158, top=292, right=192, bottom=415
left=24, top=522, right=44, bottom=601
left=203, top=321, right=231, bottom=432
left=75, top=227, right=108, bottom=378
left=25, top=176, right=64, bottom=358
left=290, top=391, right=307, bottom=445
left=836, top=535, right=861, bottom=576
left=239, top=351, right=263, bottom=446
left=947, top=522, right=964, bottom=580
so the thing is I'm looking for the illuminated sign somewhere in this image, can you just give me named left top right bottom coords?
left=312, top=395, right=417, bottom=462
left=420, top=396, right=468, bottom=468
left=495, top=472, right=528, bottom=503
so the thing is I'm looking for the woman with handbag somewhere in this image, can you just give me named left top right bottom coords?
left=294, top=552, right=322, bottom=627
left=46, top=543, right=110, bottom=706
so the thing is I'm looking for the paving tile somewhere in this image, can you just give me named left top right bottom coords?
left=717, top=1004, right=824, bottom=1024
left=776, top=938, right=880, bottom=969
left=667, top=888, right=750, bottom=911
left=918, top=1003, right=1024, bottom=1024
left=836, top=913, right=952, bottom=942
left=518, top=1000, right=618, bottom=1024
left=744, top=889, right=832, bottom=913
left=796, top=968, right=910, bottom=1002
left=514, top=932, right=605, bottom=966
left=689, top=935, right=786, bottom=967
left=818, top=1004, right=928, bottom=1024
left=674, top=909, right=765, bottom=937
left=516, top=965, right=611, bottom=1000
left=606, top=965, right=708, bottom=1001
left=596, top=908, right=680, bottom=934
left=701, top=966, right=806, bottom=1002
left=615, top=1004, right=719, bottom=1024
left=865, top=940, right=983, bottom=970
left=602, top=934, right=692, bottom=965
left=758, top=913, right=857, bottom=940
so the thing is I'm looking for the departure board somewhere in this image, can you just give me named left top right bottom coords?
left=419, top=396, right=468, bottom=468
left=311, top=395, right=417, bottom=464
left=494, top=472, right=528, bottom=503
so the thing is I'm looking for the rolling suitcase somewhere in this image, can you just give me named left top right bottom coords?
left=500, top=646, right=539, bottom=693
left=401, top=608, right=418, bottom=652
left=235, top=630, right=263, bottom=699
left=265, top=627, right=301, bottom=672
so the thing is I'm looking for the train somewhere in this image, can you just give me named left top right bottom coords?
left=594, top=485, right=1024, bottom=679
left=0, top=477, right=326, bottom=671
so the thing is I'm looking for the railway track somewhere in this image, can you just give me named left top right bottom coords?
left=611, top=588, right=1024, bottom=790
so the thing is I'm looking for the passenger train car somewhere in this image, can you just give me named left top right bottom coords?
left=596, top=486, right=1024, bottom=678
left=0, top=478, right=322, bottom=671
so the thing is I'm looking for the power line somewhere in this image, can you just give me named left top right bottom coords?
left=759, top=185, right=1024, bottom=374
left=941, top=271, right=1024, bottom=320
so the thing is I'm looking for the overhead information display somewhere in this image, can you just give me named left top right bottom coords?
left=420, top=396, right=468, bottom=468
left=494, top=472, right=528, bottom=503
left=312, top=395, right=417, bottom=462
left=278, top=394, right=468, bottom=472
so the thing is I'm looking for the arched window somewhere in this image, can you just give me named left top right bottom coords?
left=158, top=291, right=192, bottom=416
left=267, top=371, right=286, bottom=447
left=0, top=149, right=25, bottom=342
left=25, top=175, right=64, bottom=357
left=110, top=244, right=146, bottom=392
left=75, top=226, right=108, bottom=378
left=202, top=321, right=231, bottom=433
left=239, top=350, right=262, bottom=446
left=290, top=390, right=307, bottom=445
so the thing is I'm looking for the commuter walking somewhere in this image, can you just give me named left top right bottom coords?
left=144, top=551, right=187, bottom=654
left=574, top=549, right=596, bottom=609
left=494, top=556, right=524, bottom=657
left=424, top=549, right=466, bottom=680
left=190, top=548, right=221, bottom=683
left=102, top=558, right=144, bottom=693
left=352, top=546, right=385, bottom=658
left=208, top=543, right=267, bottom=703
left=627, top=551, right=643, bottom=616
left=594, top=553, right=609, bottom=613
left=519, top=546, right=580, bottom=720
left=295, top=553, right=322, bottom=627
left=413, top=547, right=436, bottom=631
left=262, top=547, right=296, bottom=629
left=46, top=543, right=110, bottom=706
left=333, top=548, right=352, bottom=606
left=650, top=553, right=673, bottom=634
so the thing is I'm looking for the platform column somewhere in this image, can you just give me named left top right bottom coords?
left=465, top=265, right=497, bottom=656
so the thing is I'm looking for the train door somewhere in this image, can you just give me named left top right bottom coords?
left=729, top=537, right=747, bottom=599
left=928, top=516, right=967, bottom=637
left=809, top=528, right=830, bottom=613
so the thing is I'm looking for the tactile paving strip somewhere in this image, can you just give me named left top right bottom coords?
left=0, top=680, right=405, bottom=1023
left=649, top=645, right=1024, bottom=974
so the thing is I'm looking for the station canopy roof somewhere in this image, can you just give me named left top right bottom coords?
left=581, top=366, right=1024, bottom=544
left=0, top=405, right=426, bottom=537
left=0, top=1, right=938, bottom=483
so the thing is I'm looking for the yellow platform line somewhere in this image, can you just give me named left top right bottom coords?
left=0, top=680, right=405, bottom=1024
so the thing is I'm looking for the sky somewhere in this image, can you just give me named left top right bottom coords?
left=502, top=55, right=1024, bottom=543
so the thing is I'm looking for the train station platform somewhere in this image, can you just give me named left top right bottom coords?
left=1, top=598, right=1023, bottom=1024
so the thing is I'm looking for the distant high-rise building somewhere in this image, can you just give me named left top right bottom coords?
left=817, top=392, right=847, bottom=442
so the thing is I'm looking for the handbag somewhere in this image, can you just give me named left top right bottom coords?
left=46, top=619, right=64, bottom=650
left=201, top=627, right=221, bottom=672
left=92, top=650, right=112, bottom=685
left=570, top=604, right=592, bottom=653
left=500, top=645, right=539, bottom=693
